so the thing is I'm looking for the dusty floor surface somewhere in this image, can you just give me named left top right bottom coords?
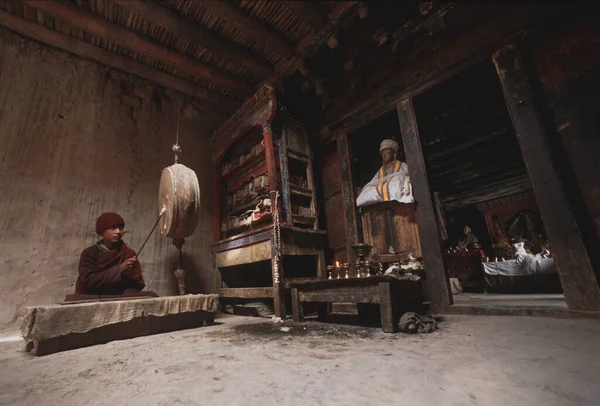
left=1, top=314, right=599, bottom=406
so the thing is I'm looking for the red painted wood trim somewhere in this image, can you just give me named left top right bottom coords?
left=263, top=124, right=279, bottom=208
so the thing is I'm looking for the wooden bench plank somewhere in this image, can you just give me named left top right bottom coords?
left=217, top=287, right=274, bottom=298
left=299, top=292, right=380, bottom=304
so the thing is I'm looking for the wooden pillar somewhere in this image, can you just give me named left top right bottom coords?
left=213, top=168, right=222, bottom=291
left=397, top=100, right=452, bottom=311
left=336, top=133, right=359, bottom=265
left=378, top=280, right=398, bottom=333
left=492, top=45, right=600, bottom=311
left=212, top=169, right=222, bottom=242
left=263, top=122, right=287, bottom=318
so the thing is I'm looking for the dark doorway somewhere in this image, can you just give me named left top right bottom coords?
left=411, top=59, right=564, bottom=304
left=349, top=109, right=406, bottom=188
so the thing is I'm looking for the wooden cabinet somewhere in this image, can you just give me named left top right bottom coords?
left=211, top=84, right=326, bottom=318
left=360, top=201, right=422, bottom=259
left=217, top=118, right=319, bottom=238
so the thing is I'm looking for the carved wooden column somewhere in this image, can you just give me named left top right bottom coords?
left=397, top=99, right=452, bottom=311
left=212, top=169, right=222, bottom=242
left=263, top=122, right=286, bottom=318
left=336, top=133, right=359, bottom=265
left=492, top=44, right=600, bottom=310
left=213, top=168, right=222, bottom=291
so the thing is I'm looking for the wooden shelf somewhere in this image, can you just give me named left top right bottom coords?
left=223, top=153, right=262, bottom=177
left=225, top=213, right=272, bottom=235
left=288, top=150, right=309, bottom=163
left=292, top=215, right=316, bottom=226
left=227, top=186, right=270, bottom=214
left=290, top=185, right=313, bottom=198
left=228, top=197, right=264, bottom=216
left=224, top=146, right=279, bottom=179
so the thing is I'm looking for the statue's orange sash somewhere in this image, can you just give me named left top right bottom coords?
left=376, top=160, right=401, bottom=201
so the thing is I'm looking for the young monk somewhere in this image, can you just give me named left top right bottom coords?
left=65, top=212, right=157, bottom=301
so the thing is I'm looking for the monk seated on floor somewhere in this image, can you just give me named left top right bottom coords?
left=64, top=212, right=158, bottom=302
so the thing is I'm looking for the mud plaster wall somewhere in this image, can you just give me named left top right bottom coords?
left=0, top=28, right=222, bottom=327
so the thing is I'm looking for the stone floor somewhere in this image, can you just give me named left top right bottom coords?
left=1, top=314, right=599, bottom=406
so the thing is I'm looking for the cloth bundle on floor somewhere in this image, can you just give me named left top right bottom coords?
left=399, top=312, right=437, bottom=334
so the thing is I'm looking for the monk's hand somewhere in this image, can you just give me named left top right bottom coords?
left=120, top=257, right=137, bottom=273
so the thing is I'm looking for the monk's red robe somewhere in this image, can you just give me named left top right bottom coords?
left=66, top=241, right=157, bottom=302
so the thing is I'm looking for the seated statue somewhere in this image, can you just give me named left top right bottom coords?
left=65, top=212, right=157, bottom=302
left=356, top=139, right=414, bottom=207
left=492, top=234, right=515, bottom=259
left=457, top=225, right=482, bottom=251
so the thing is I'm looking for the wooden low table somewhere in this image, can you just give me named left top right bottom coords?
left=288, top=275, right=425, bottom=333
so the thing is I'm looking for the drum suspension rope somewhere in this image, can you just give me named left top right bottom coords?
left=137, top=95, right=182, bottom=257
left=172, top=95, right=182, bottom=164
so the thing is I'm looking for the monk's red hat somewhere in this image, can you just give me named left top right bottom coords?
left=96, top=212, right=125, bottom=235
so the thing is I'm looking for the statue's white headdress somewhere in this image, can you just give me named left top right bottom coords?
left=379, top=139, right=399, bottom=154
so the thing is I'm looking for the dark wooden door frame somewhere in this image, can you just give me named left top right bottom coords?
left=492, top=44, right=600, bottom=311
left=332, top=44, right=600, bottom=312
left=397, top=100, right=453, bottom=311
left=337, top=133, right=360, bottom=265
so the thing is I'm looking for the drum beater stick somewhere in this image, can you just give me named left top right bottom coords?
left=136, top=206, right=167, bottom=257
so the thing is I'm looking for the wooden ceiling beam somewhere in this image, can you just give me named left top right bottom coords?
left=420, top=110, right=510, bottom=145
left=430, top=161, right=525, bottom=183
left=441, top=180, right=532, bottom=209
left=424, top=125, right=514, bottom=161
left=324, top=4, right=458, bottom=121
left=0, top=9, right=239, bottom=111
left=392, top=3, right=453, bottom=45
left=423, top=129, right=508, bottom=158
left=321, top=3, right=451, bottom=102
left=201, top=0, right=295, bottom=59
left=273, top=0, right=360, bottom=105
left=22, top=0, right=254, bottom=95
left=434, top=168, right=528, bottom=194
left=281, top=1, right=328, bottom=31
left=112, top=0, right=273, bottom=80
left=321, top=3, right=545, bottom=142
left=442, top=187, right=533, bottom=209
left=441, top=175, right=531, bottom=199
left=426, top=142, right=519, bottom=171
left=276, top=1, right=360, bottom=75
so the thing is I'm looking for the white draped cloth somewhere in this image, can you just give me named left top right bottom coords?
left=483, top=258, right=556, bottom=276
left=357, top=160, right=414, bottom=207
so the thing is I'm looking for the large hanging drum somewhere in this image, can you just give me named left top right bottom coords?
left=158, top=163, right=200, bottom=239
